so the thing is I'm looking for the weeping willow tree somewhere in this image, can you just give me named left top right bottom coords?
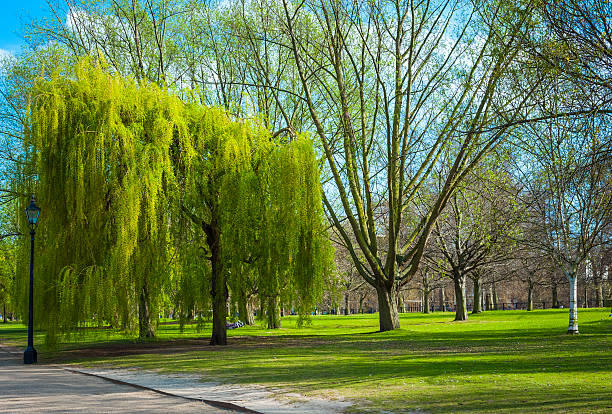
left=15, top=58, right=331, bottom=345
left=220, top=135, right=332, bottom=330
left=14, top=58, right=189, bottom=342
left=176, top=107, right=332, bottom=344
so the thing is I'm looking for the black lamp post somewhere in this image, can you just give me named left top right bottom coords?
left=24, top=195, right=40, bottom=365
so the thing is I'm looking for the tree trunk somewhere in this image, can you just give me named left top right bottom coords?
left=439, top=287, right=445, bottom=312
left=472, top=278, right=482, bottom=314
left=266, top=295, right=281, bottom=329
left=256, top=297, right=264, bottom=321
left=210, top=287, right=228, bottom=345
left=492, top=282, right=499, bottom=310
left=583, top=284, right=588, bottom=308
left=552, top=284, right=559, bottom=308
left=595, top=282, right=603, bottom=307
left=481, top=289, right=485, bottom=312
left=138, top=284, right=155, bottom=339
left=453, top=273, right=468, bottom=321
left=344, top=292, right=350, bottom=315
left=2, top=303, right=6, bottom=323
left=567, top=271, right=579, bottom=334
left=186, top=306, right=194, bottom=321
left=359, top=295, right=365, bottom=314
left=238, top=294, right=254, bottom=325
left=208, top=219, right=228, bottom=345
left=423, top=290, right=430, bottom=314
left=527, top=281, right=533, bottom=311
left=376, top=282, right=400, bottom=331
left=397, top=291, right=404, bottom=314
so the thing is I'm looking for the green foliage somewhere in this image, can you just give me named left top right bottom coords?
left=0, top=238, right=15, bottom=315
left=176, top=103, right=332, bottom=330
left=15, top=57, right=190, bottom=341
left=222, top=134, right=331, bottom=323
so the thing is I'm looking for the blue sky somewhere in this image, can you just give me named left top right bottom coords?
left=0, top=1, right=51, bottom=54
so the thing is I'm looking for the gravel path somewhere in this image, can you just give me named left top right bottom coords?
left=72, top=367, right=353, bottom=414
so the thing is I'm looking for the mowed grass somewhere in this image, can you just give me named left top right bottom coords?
left=1, top=309, right=611, bottom=413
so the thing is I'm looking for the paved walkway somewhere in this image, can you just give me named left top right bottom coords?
left=0, top=346, right=247, bottom=413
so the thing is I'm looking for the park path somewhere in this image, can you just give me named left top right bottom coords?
left=70, top=367, right=352, bottom=414
left=0, top=345, right=248, bottom=413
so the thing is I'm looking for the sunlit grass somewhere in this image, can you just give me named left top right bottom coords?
left=1, top=309, right=611, bottom=413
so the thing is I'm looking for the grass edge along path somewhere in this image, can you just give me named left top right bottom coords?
left=1, top=309, right=611, bottom=413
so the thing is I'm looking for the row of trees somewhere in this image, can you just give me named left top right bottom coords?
left=0, top=0, right=610, bottom=340
left=332, top=226, right=611, bottom=319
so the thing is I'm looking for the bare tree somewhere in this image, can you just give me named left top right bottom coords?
left=415, top=262, right=446, bottom=314
left=587, top=245, right=611, bottom=308
left=515, top=111, right=612, bottom=333
left=274, top=0, right=543, bottom=331
left=427, top=156, right=520, bottom=320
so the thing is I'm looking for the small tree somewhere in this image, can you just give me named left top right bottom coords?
left=429, top=158, right=521, bottom=320
left=517, top=114, right=612, bottom=333
left=416, top=264, right=446, bottom=314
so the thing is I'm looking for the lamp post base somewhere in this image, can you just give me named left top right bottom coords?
left=24, top=346, right=37, bottom=364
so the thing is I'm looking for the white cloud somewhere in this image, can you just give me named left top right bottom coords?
left=0, top=49, right=12, bottom=60
left=65, top=8, right=111, bottom=39
left=0, top=49, right=14, bottom=70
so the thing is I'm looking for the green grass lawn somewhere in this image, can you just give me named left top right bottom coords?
left=1, top=309, right=611, bottom=413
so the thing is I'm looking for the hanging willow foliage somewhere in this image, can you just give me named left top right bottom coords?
left=175, top=105, right=333, bottom=343
left=14, top=58, right=332, bottom=346
left=15, top=58, right=190, bottom=343
left=219, top=132, right=333, bottom=329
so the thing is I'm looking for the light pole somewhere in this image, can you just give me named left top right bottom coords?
left=24, top=195, right=40, bottom=365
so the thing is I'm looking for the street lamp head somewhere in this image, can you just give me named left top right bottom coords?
left=25, top=195, right=41, bottom=229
